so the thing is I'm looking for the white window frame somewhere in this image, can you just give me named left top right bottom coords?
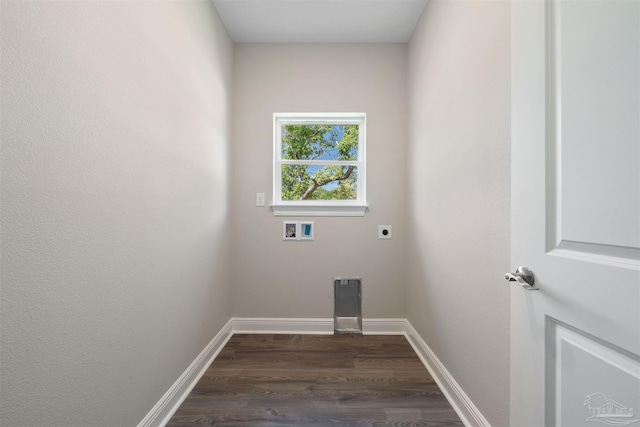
left=272, top=113, right=367, bottom=217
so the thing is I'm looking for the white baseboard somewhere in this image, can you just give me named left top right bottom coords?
left=404, top=321, right=490, bottom=427
left=136, top=319, right=233, bottom=427
left=229, top=317, right=408, bottom=335
left=231, top=317, right=334, bottom=334
left=362, top=318, right=406, bottom=335
left=139, top=317, right=489, bottom=427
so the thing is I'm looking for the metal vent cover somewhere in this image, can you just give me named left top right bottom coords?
left=333, top=277, right=362, bottom=334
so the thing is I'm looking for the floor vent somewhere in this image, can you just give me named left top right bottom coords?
left=334, top=277, right=362, bottom=334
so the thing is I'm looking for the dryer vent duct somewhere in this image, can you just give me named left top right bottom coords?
left=334, top=277, right=362, bottom=334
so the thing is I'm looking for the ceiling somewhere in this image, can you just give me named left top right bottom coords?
left=211, top=0, right=428, bottom=43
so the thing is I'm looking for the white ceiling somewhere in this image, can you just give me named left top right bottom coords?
left=211, top=0, right=428, bottom=43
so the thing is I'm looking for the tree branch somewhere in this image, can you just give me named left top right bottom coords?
left=300, top=166, right=355, bottom=200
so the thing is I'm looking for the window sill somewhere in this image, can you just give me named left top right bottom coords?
left=271, top=205, right=368, bottom=217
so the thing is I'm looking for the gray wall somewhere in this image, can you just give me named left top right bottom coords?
left=0, top=2, right=233, bottom=426
left=406, top=1, right=511, bottom=426
left=230, top=44, right=407, bottom=319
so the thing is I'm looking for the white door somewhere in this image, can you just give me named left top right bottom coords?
left=511, top=0, right=640, bottom=426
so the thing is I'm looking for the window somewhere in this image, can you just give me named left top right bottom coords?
left=272, top=113, right=367, bottom=216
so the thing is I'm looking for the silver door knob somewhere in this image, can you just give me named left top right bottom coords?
left=505, top=266, right=538, bottom=290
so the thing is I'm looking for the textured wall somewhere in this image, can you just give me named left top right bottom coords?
left=230, top=44, right=407, bottom=320
left=0, top=2, right=233, bottom=425
left=406, top=1, right=511, bottom=425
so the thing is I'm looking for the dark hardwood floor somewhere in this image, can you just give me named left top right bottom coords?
left=167, top=334, right=464, bottom=426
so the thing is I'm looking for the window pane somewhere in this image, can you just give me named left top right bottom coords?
left=281, top=124, right=358, bottom=161
left=281, top=165, right=358, bottom=201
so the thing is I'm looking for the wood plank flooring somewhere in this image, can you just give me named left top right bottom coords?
left=167, top=334, right=463, bottom=426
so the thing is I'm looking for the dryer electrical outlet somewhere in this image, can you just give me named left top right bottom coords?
left=378, top=225, right=392, bottom=239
